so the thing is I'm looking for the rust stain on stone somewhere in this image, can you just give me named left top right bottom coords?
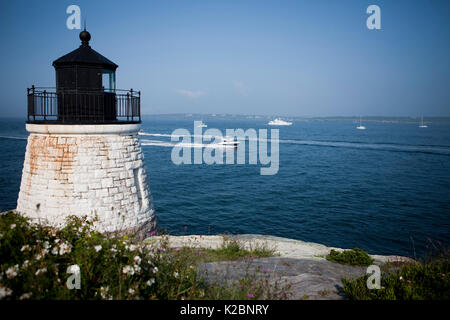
left=26, top=135, right=75, bottom=191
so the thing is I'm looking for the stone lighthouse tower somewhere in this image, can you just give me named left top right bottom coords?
left=16, top=29, right=156, bottom=239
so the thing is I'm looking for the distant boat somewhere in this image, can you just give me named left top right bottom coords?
left=419, top=116, right=428, bottom=128
left=196, top=121, right=207, bottom=128
left=268, top=118, right=293, bottom=126
left=218, top=136, right=239, bottom=148
left=356, top=117, right=366, bottom=130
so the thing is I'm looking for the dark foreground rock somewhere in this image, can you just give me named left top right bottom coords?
left=198, top=257, right=368, bottom=300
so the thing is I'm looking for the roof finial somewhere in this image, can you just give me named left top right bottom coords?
left=79, top=23, right=91, bottom=47
left=84, top=17, right=86, bottom=31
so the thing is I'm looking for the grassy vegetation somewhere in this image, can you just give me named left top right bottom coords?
left=326, top=248, right=374, bottom=266
left=183, top=236, right=276, bottom=263
left=340, top=251, right=450, bottom=300
left=0, top=211, right=290, bottom=300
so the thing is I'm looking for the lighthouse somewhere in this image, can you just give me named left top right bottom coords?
left=16, top=29, right=156, bottom=239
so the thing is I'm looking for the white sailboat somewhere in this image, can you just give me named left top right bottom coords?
left=196, top=120, right=207, bottom=128
left=419, top=116, right=428, bottom=128
left=356, top=116, right=366, bottom=130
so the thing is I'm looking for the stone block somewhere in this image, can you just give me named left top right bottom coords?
left=101, top=178, right=114, bottom=188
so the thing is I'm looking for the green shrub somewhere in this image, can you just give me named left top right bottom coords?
left=326, top=248, right=374, bottom=266
left=0, top=211, right=290, bottom=300
left=200, top=237, right=275, bottom=262
left=341, top=257, right=450, bottom=300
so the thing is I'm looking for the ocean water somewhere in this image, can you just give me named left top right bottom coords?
left=1, top=117, right=449, bottom=257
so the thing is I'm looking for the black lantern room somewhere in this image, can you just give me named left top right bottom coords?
left=53, top=29, right=118, bottom=93
left=27, top=29, right=140, bottom=124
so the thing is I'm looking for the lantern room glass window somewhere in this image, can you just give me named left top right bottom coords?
left=102, top=69, right=116, bottom=92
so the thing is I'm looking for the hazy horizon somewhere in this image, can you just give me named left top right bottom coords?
left=1, top=0, right=449, bottom=118
left=2, top=113, right=449, bottom=120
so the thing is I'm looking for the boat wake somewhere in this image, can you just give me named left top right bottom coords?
left=139, top=131, right=450, bottom=156
left=0, top=135, right=27, bottom=140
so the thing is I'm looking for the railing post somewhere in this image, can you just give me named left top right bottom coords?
left=43, top=90, right=47, bottom=120
left=32, top=85, right=35, bottom=121
left=127, top=91, right=130, bottom=121
left=138, top=91, right=141, bottom=122
left=27, top=88, right=30, bottom=121
left=130, top=88, right=134, bottom=119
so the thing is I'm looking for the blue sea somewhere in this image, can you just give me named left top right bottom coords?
left=1, top=117, right=449, bottom=258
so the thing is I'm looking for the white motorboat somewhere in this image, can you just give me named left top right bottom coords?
left=268, top=118, right=292, bottom=126
left=196, top=121, right=207, bottom=128
left=218, top=136, right=239, bottom=147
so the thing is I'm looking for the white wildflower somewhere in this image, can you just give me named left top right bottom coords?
left=6, top=265, right=19, bottom=279
left=59, top=242, right=71, bottom=255
left=10, top=224, right=16, bottom=229
left=122, top=265, right=135, bottom=276
left=125, top=244, right=137, bottom=252
left=94, top=245, right=102, bottom=252
left=35, top=249, right=48, bottom=260
left=174, top=272, right=179, bottom=278
left=152, top=267, right=158, bottom=274
left=0, top=287, right=13, bottom=299
left=22, top=260, right=30, bottom=269
left=399, top=276, right=403, bottom=280
left=133, top=265, right=141, bottom=274
left=134, top=255, right=142, bottom=265
left=67, top=264, right=80, bottom=273
left=20, top=245, right=31, bottom=252
left=128, top=288, right=135, bottom=294
left=146, top=278, right=155, bottom=287
left=54, top=239, right=60, bottom=244
left=100, top=286, right=110, bottom=299
left=35, top=267, right=47, bottom=276
left=51, top=246, right=59, bottom=255
left=19, top=292, right=32, bottom=300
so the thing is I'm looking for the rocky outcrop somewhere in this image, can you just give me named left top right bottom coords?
left=148, top=234, right=413, bottom=300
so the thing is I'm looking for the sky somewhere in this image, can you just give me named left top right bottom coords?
left=0, top=0, right=449, bottom=117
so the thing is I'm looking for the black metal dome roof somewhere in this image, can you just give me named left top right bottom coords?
left=52, top=29, right=118, bottom=70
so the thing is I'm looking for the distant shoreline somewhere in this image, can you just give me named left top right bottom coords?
left=2, top=115, right=450, bottom=124
left=139, top=114, right=450, bottom=124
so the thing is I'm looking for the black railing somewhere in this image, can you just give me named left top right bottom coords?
left=27, top=86, right=141, bottom=124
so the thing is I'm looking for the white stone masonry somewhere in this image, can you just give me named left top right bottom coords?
left=16, top=124, right=156, bottom=239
